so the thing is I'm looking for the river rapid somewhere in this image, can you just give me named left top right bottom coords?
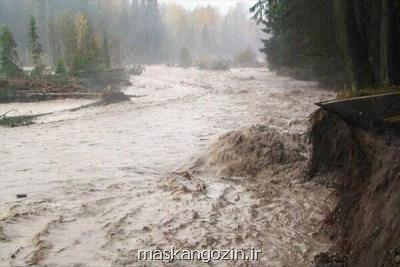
left=0, top=66, right=336, bottom=266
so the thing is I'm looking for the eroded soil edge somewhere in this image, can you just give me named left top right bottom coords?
left=309, top=110, right=400, bottom=267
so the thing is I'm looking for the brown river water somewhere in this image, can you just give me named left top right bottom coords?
left=0, top=66, right=336, bottom=266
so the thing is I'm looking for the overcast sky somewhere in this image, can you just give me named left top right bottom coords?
left=159, top=0, right=256, bottom=14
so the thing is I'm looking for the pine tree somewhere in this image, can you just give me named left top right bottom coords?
left=60, top=14, right=77, bottom=72
left=144, top=0, right=163, bottom=63
left=201, top=24, right=210, bottom=53
left=48, top=17, right=62, bottom=65
left=0, top=25, right=21, bottom=77
left=101, top=34, right=111, bottom=69
left=250, top=0, right=350, bottom=87
left=29, top=16, right=43, bottom=75
left=55, top=59, right=66, bottom=74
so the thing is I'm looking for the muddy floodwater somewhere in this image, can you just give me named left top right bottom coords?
left=0, top=66, right=336, bottom=266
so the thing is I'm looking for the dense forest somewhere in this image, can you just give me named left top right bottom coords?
left=251, top=0, right=400, bottom=91
left=0, top=0, right=261, bottom=70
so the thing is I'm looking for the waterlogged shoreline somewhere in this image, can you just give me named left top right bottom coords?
left=0, top=66, right=336, bottom=266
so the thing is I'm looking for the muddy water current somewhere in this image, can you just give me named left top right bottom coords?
left=0, top=66, right=336, bottom=266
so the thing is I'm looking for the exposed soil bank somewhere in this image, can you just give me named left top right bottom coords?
left=309, top=110, right=400, bottom=267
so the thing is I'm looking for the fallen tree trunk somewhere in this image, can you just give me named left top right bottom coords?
left=0, top=92, right=132, bottom=127
left=1, top=92, right=101, bottom=103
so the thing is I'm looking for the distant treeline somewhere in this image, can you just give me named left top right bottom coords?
left=0, top=0, right=262, bottom=67
left=251, top=0, right=400, bottom=91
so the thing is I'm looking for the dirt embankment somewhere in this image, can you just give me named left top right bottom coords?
left=309, top=110, right=400, bottom=267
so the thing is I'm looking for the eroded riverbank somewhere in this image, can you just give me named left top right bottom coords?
left=0, top=66, right=335, bottom=266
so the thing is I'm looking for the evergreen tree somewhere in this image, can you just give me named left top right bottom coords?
left=144, top=0, right=163, bottom=63
left=0, top=25, right=21, bottom=77
left=60, top=14, right=77, bottom=72
left=251, top=0, right=344, bottom=85
left=48, top=17, right=62, bottom=65
left=201, top=24, right=211, bottom=53
left=101, top=33, right=111, bottom=69
left=28, top=16, right=43, bottom=75
left=55, top=58, right=66, bottom=74
left=251, top=0, right=400, bottom=89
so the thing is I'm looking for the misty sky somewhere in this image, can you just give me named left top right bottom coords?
left=159, top=0, right=256, bottom=14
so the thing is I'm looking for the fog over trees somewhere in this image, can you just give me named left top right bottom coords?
left=0, top=0, right=262, bottom=67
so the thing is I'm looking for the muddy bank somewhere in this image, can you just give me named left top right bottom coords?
left=309, top=110, right=400, bottom=267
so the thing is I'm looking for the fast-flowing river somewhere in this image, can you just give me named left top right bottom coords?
left=0, top=66, right=336, bottom=266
